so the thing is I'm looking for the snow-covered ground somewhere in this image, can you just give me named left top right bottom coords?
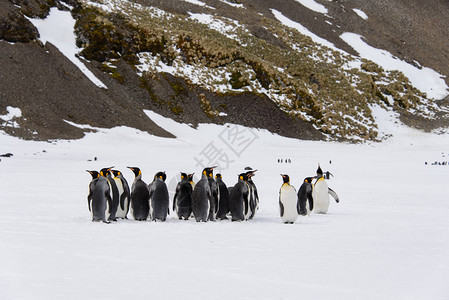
left=1, top=110, right=448, bottom=300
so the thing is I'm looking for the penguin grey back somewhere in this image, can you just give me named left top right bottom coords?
left=91, top=169, right=112, bottom=222
left=174, top=173, right=193, bottom=220
left=149, top=172, right=169, bottom=221
left=192, top=169, right=211, bottom=222
left=128, top=167, right=150, bottom=221
left=216, top=174, right=230, bottom=220
left=229, top=173, right=249, bottom=221
left=297, top=177, right=314, bottom=215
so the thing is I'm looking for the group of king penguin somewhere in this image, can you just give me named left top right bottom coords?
left=279, top=165, right=340, bottom=224
left=86, top=166, right=259, bottom=223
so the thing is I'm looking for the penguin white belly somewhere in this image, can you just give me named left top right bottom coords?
left=280, top=185, right=298, bottom=223
left=114, top=178, right=126, bottom=218
left=149, top=198, right=154, bottom=220
left=313, top=179, right=330, bottom=214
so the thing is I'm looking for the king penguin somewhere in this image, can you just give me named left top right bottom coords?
left=229, top=173, right=249, bottom=222
left=90, top=167, right=113, bottom=223
left=192, top=167, right=212, bottom=222
left=173, top=172, right=193, bottom=220
left=215, top=174, right=230, bottom=220
left=111, top=170, right=131, bottom=219
left=205, top=166, right=219, bottom=221
left=312, top=165, right=340, bottom=214
left=297, top=177, right=314, bottom=216
left=148, top=171, right=170, bottom=221
left=279, top=174, right=299, bottom=224
left=86, top=170, right=99, bottom=213
left=127, top=167, right=150, bottom=221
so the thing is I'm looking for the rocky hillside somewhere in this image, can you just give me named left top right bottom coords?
left=1, top=0, right=448, bottom=142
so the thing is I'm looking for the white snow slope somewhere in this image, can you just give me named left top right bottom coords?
left=1, top=111, right=449, bottom=300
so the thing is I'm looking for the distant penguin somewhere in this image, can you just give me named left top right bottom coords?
left=173, top=172, right=193, bottom=220
left=297, top=177, right=314, bottom=216
left=229, top=173, right=249, bottom=222
left=279, top=174, right=299, bottom=224
left=127, top=167, right=150, bottom=221
left=205, top=166, right=219, bottom=221
left=215, top=174, right=230, bottom=220
left=86, top=170, right=99, bottom=213
left=192, top=167, right=212, bottom=222
left=111, top=170, right=131, bottom=219
left=148, top=171, right=170, bottom=221
left=105, top=167, right=119, bottom=222
left=245, top=169, right=259, bottom=220
left=90, top=168, right=112, bottom=223
left=312, top=165, right=340, bottom=214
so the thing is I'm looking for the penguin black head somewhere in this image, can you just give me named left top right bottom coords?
left=203, top=166, right=217, bottom=178
left=215, top=173, right=222, bottom=179
left=87, top=170, right=100, bottom=179
left=244, top=166, right=253, bottom=171
left=188, top=173, right=194, bottom=182
left=100, top=167, right=113, bottom=177
left=316, top=164, right=323, bottom=176
left=154, top=171, right=166, bottom=181
left=111, top=170, right=121, bottom=177
left=281, top=174, right=290, bottom=184
left=127, top=166, right=141, bottom=177
left=239, top=173, right=248, bottom=181
left=180, top=172, right=188, bottom=179
left=304, top=177, right=314, bottom=183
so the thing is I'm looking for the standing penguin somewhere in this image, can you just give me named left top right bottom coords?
left=245, top=169, right=258, bottom=220
left=111, top=170, right=131, bottom=219
left=105, top=168, right=119, bottom=222
left=205, top=166, right=219, bottom=221
left=297, top=177, right=314, bottom=216
left=90, top=167, right=113, bottom=223
left=192, top=167, right=213, bottom=222
left=173, top=172, right=193, bottom=220
left=215, top=174, right=230, bottom=220
left=86, top=170, right=99, bottom=213
left=148, top=171, right=170, bottom=221
left=279, top=174, right=299, bottom=224
left=127, top=167, right=150, bottom=221
left=312, top=165, right=340, bottom=214
left=229, top=173, right=249, bottom=222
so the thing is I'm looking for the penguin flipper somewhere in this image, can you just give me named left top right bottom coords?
left=279, top=200, right=284, bottom=217
left=119, top=193, right=126, bottom=210
left=306, top=184, right=314, bottom=211
left=173, top=183, right=180, bottom=212
left=87, top=191, right=92, bottom=212
left=328, top=187, right=339, bottom=203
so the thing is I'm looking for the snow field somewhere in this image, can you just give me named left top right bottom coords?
left=1, top=112, right=448, bottom=299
